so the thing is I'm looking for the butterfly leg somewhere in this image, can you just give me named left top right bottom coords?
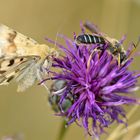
left=37, top=68, right=50, bottom=94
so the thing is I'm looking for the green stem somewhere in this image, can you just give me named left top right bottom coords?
left=57, top=119, right=68, bottom=140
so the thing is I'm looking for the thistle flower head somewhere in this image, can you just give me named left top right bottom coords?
left=47, top=23, right=140, bottom=137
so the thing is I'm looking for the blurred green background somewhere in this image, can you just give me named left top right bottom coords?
left=0, top=0, right=140, bottom=140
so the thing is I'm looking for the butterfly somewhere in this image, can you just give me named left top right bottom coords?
left=0, top=24, right=59, bottom=92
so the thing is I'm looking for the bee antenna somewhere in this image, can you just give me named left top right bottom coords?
left=133, top=36, right=140, bottom=48
left=135, top=36, right=140, bottom=48
left=126, top=37, right=140, bottom=58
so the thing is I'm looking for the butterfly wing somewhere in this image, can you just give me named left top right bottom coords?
left=0, top=24, right=43, bottom=91
left=0, top=24, right=39, bottom=58
left=0, top=24, right=56, bottom=92
left=0, top=55, right=40, bottom=91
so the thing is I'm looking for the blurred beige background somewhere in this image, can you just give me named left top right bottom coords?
left=0, top=0, right=140, bottom=140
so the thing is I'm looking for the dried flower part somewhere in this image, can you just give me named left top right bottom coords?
left=1, top=133, right=24, bottom=140
left=47, top=23, right=140, bottom=138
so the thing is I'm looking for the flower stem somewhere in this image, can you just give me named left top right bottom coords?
left=57, top=119, right=68, bottom=140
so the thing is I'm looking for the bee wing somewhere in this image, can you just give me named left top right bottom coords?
left=84, top=21, right=108, bottom=38
left=0, top=55, right=40, bottom=85
left=84, top=21, right=101, bottom=34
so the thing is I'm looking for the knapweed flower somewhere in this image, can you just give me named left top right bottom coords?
left=47, top=23, right=140, bottom=138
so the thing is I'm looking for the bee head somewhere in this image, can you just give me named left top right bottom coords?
left=109, top=38, right=124, bottom=51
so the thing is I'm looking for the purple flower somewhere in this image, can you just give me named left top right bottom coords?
left=47, top=24, right=140, bottom=138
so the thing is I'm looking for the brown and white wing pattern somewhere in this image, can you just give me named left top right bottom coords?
left=0, top=24, right=39, bottom=57
left=0, top=55, right=41, bottom=91
left=0, top=24, right=58, bottom=92
left=0, top=24, right=43, bottom=92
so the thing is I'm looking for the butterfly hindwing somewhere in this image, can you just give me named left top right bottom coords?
left=0, top=55, right=40, bottom=85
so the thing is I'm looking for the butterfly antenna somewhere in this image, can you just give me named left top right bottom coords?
left=53, top=20, right=67, bottom=48
left=46, top=29, right=61, bottom=91
left=54, top=31, right=59, bottom=48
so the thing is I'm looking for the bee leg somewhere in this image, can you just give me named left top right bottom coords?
left=87, top=49, right=98, bottom=70
left=116, top=53, right=121, bottom=67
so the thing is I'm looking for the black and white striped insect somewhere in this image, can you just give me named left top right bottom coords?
left=83, top=21, right=140, bottom=65
left=75, top=33, right=126, bottom=64
left=75, top=22, right=132, bottom=65
left=75, top=34, right=106, bottom=45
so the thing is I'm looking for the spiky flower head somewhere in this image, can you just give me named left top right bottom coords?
left=47, top=22, right=140, bottom=138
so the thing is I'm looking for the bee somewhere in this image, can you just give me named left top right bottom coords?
left=0, top=24, right=58, bottom=92
left=75, top=21, right=136, bottom=65
left=49, top=80, right=74, bottom=113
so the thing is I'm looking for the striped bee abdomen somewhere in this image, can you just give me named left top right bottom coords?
left=76, top=34, right=106, bottom=44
